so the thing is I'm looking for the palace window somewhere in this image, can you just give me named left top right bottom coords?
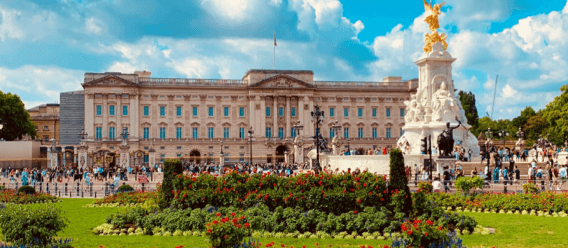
left=160, top=154, right=165, bottom=163
left=192, top=128, right=198, bottom=138
left=109, top=127, right=115, bottom=140
left=358, top=108, right=363, bottom=117
left=386, top=108, right=391, bottom=118
left=177, top=106, right=182, bottom=116
left=278, top=128, right=284, bottom=139
left=143, top=106, right=149, bottom=116
left=386, top=128, right=391, bottom=138
left=224, top=128, right=230, bottom=138
left=109, top=105, right=115, bottom=116
left=400, top=128, right=404, bottom=137
left=343, top=128, right=349, bottom=138
left=160, top=106, right=166, bottom=116
left=208, top=107, right=214, bottom=117
left=400, top=108, right=405, bottom=118
left=43, top=126, right=49, bottom=131
left=224, top=107, right=229, bottom=117
left=372, top=128, right=377, bottom=138
left=96, top=105, right=102, bottom=116
left=176, top=127, right=182, bottom=139
left=329, top=108, right=334, bottom=117
left=143, top=128, right=149, bottom=139
left=344, top=108, right=349, bottom=117
left=239, top=107, right=245, bottom=117
left=192, top=107, right=198, bottom=117
left=266, top=107, right=271, bottom=117
left=330, top=128, right=335, bottom=138
left=291, top=107, right=296, bottom=117
left=291, top=128, right=296, bottom=138
left=358, top=128, right=363, bottom=138
left=372, top=108, right=377, bottom=117
left=278, top=107, right=283, bottom=117
left=122, top=106, right=128, bottom=116
left=239, top=128, right=245, bottom=139
left=208, top=127, right=214, bottom=138
left=160, top=127, right=166, bottom=139
left=96, top=127, right=102, bottom=140
left=265, top=127, right=272, bottom=138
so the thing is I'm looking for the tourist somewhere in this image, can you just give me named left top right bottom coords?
left=442, top=166, right=451, bottom=193
left=493, top=167, right=500, bottom=184
left=432, top=177, right=441, bottom=193
left=468, top=148, right=472, bottom=162
left=502, top=167, right=509, bottom=185
left=560, top=165, right=567, bottom=191
left=528, top=165, right=534, bottom=184
left=414, top=164, right=419, bottom=185
left=471, top=167, right=477, bottom=177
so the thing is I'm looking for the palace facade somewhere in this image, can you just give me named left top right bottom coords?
left=73, top=69, right=417, bottom=166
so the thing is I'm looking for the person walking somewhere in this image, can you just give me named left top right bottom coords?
left=443, top=167, right=451, bottom=193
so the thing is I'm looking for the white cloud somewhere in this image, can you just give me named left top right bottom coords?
left=200, top=0, right=261, bottom=22
left=445, top=0, right=516, bottom=31
left=563, top=1, right=568, bottom=14
left=0, top=4, right=59, bottom=42
left=85, top=17, right=103, bottom=35
left=270, top=0, right=283, bottom=6
left=0, top=65, right=83, bottom=105
left=502, top=84, right=517, bottom=98
left=107, top=62, right=137, bottom=74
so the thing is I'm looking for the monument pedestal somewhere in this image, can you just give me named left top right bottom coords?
left=77, top=144, right=89, bottom=170
left=559, top=152, right=568, bottom=165
left=435, top=157, right=457, bottom=177
left=219, top=154, right=225, bottom=167
left=119, top=144, right=130, bottom=169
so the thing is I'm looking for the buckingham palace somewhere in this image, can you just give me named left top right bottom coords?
left=56, top=69, right=418, bottom=168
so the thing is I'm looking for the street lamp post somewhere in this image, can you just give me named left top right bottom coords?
left=516, top=128, right=525, bottom=139
left=498, top=130, right=509, bottom=148
left=220, top=140, right=224, bottom=155
left=311, top=105, right=325, bottom=172
left=248, top=127, right=254, bottom=166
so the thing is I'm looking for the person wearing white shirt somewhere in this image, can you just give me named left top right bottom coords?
left=528, top=165, right=534, bottom=183
left=432, top=178, right=442, bottom=193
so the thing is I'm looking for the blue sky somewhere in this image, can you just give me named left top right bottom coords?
left=1, top=0, right=567, bottom=120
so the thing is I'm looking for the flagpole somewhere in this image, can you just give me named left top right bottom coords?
left=273, top=31, right=276, bottom=70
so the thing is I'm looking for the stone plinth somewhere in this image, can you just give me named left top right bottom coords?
left=327, top=155, right=390, bottom=175
left=435, top=157, right=457, bottom=177
left=559, top=152, right=568, bottom=165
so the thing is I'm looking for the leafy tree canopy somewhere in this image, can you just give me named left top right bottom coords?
left=458, top=91, right=479, bottom=130
left=541, top=85, right=568, bottom=144
left=0, top=91, right=37, bottom=141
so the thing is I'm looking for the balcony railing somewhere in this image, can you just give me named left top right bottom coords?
left=139, top=78, right=246, bottom=85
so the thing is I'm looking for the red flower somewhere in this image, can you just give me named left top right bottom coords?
left=244, top=223, right=250, bottom=228
left=216, top=213, right=221, bottom=217
left=363, top=183, right=367, bottom=187
left=424, top=233, right=428, bottom=236
left=207, top=229, right=212, bottom=233
left=407, top=231, right=412, bottom=235
left=224, top=235, right=227, bottom=239
left=357, top=199, right=361, bottom=203
left=274, top=183, right=277, bottom=187
left=212, top=220, right=218, bottom=225
left=343, top=190, right=346, bottom=194
left=231, top=212, right=236, bottom=217
left=354, top=210, right=358, bottom=214
left=426, top=220, right=433, bottom=226
left=281, top=245, right=285, bottom=247
left=438, top=226, right=443, bottom=230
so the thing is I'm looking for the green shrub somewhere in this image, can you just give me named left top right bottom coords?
left=0, top=204, right=69, bottom=247
left=161, top=159, right=183, bottom=208
left=388, top=149, right=412, bottom=214
left=455, top=177, right=484, bottom=195
left=418, top=182, right=433, bottom=193
left=16, top=185, right=36, bottom=195
left=117, top=184, right=134, bottom=193
left=523, top=183, right=539, bottom=194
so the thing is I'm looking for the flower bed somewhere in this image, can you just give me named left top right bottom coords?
left=0, top=189, right=60, bottom=204
left=92, top=191, right=157, bottom=206
left=168, top=171, right=390, bottom=214
left=429, top=191, right=568, bottom=213
left=95, top=201, right=477, bottom=239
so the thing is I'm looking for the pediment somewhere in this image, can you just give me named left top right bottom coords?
left=82, top=75, right=138, bottom=88
left=248, top=74, right=314, bottom=89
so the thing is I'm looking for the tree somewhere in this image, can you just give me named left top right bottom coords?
left=388, top=149, right=412, bottom=215
left=0, top=91, right=37, bottom=141
left=524, top=114, right=548, bottom=143
left=541, top=85, right=568, bottom=145
left=160, top=159, right=183, bottom=208
left=511, top=106, right=537, bottom=131
left=458, top=91, right=479, bottom=130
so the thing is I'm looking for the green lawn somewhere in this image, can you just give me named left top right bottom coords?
left=43, top=199, right=568, bottom=247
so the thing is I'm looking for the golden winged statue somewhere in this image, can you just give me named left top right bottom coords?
left=422, top=0, right=448, bottom=53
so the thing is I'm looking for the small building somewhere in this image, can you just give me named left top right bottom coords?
left=28, top=103, right=60, bottom=143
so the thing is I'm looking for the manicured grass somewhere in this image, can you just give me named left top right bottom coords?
left=12, top=199, right=568, bottom=247
left=459, top=212, right=568, bottom=248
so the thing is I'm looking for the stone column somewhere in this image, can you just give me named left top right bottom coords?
left=74, top=146, right=78, bottom=164
left=260, top=96, right=266, bottom=138
left=117, top=95, right=122, bottom=136
left=219, top=153, right=225, bottom=167
left=47, top=147, right=52, bottom=168
left=249, top=95, right=255, bottom=133
left=149, top=148, right=156, bottom=167
left=308, top=97, right=314, bottom=136
left=119, top=145, right=130, bottom=169
left=298, top=96, right=304, bottom=135
left=85, top=94, right=95, bottom=141
left=286, top=96, right=290, bottom=138
left=77, top=145, right=89, bottom=170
